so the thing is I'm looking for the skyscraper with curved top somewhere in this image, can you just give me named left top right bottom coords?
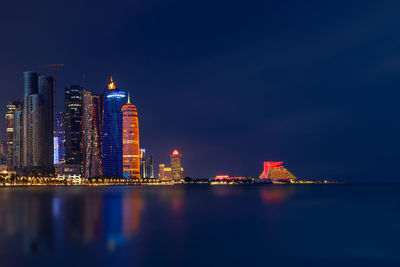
left=122, top=93, right=140, bottom=179
left=102, top=77, right=127, bottom=177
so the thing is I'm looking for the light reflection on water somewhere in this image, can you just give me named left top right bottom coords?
left=0, top=184, right=399, bottom=267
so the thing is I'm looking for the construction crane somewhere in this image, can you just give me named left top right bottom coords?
left=34, top=64, right=64, bottom=125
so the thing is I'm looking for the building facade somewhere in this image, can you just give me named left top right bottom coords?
left=14, top=105, right=24, bottom=170
left=0, top=141, right=7, bottom=166
left=122, top=94, right=140, bottom=179
left=38, top=75, right=54, bottom=172
left=158, top=164, right=171, bottom=180
left=64, top=85, right=83, bottom=165
left=140, top=149, right=154, bottom=178
left=21, top=71, right=54, bottom=173
left=102, top=78, right=127, bottom=177
left=55, top=112, right=66, bottom=165
left=170, top=149, right=183, bottom=180
left=81, top=89, right=103, bottom=178
left=6, top=101, right=22, bottom=170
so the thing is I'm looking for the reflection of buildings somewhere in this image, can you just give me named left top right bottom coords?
left=0, top=189, right=145, bottom=255
left=0, top=191, right=54, bottom=254
left=171, top=150, right=183, bottom=180
left=122, top=191, right=142, bottom=238
left=102, top=78, right=127, bottom=178
left=82, top=194, right=103, bottom=243
left=122, top=93, right=140, bottom=179
left=260, top=187, right=294, bottom=204
left=140, top=149, right=154, bottom=178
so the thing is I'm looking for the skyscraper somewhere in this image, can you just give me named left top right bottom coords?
left=55, top=112, right=66, bottom=165
left=102, top=77, right=127, bottom=177
left=140, top=149, right=154, bottom=178
left=0, top=141, right=7, bottom=166
left=122, top=93, right=140, bottom=179
left=22, top=72, right=54, bottom=173
left=23, top=72, right=44, bottom=171
left=81, top=89, right=103, bottom=178
left=13, top=104, right=24, bottom=170
left=64, top=85, right=82, bottom=165
left=170, top=149, right=183, bottom=180
left=6, top=101, right=22, bottom=170
left=38, top=75, right=54, bottom=172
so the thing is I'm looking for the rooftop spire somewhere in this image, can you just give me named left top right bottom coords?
left=127, top=92, right=131, bottom=104
left=108, top=76, right=116, bottom=90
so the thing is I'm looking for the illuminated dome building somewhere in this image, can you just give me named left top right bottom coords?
left=122, top=93, right=140, bottom=179
left=102, top=77, right=127, bottom=178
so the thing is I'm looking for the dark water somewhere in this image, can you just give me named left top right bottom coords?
left=0, top=184, right=399, bottom=267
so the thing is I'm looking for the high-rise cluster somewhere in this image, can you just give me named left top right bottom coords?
left=158, top=149, right=183, bottom=181
left=6, top=72, right=55, bottom=174
left=5, top=73, right=152, bottom=179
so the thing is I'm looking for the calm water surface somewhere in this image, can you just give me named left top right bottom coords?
left=0, top=184, right=399, bottom=267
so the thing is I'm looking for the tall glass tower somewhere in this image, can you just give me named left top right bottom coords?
left=122, top=93, right=140, bottom=179
left=64, top=85, right=82, bottom=164
left=38, top=75, right=54, bottom=172
left=82, top=89, right=103, bottom=178
left=5, top=101, right=22, bottom=171
left=102, top=78, right=127, bottom=178
left=55, top=112, right=66, bottom=165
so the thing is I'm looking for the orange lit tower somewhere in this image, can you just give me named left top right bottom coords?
left=122, top=93, right=140, bottom=179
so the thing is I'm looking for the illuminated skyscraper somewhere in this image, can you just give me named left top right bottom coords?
left=13, top=104, right=24, bottom=170
left=55, top=112, right=66, bottom=165
left=170, top=150, right=183, bottom=180
left=102, top=77, right=127, bottom=178
left=140, top=149, right=154, bottom=178
left=64, top=85, right=82, bottom=164
left=81, top=89, right=103, bottom=178
left=122, top=93, right=140, bottom=179
left=0, top=141, right=6, bottom=166
left=6, top=101, right=22, bottom=170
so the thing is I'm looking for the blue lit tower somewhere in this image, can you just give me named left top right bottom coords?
left=55, top=112, right=66, bottom=165
left=102, top=77, right=127, bottom=177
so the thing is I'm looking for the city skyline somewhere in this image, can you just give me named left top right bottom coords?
left=2, top=1, right=400, bottom=181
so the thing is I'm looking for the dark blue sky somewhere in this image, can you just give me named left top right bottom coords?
left=1, top=0, right=400, bottom=181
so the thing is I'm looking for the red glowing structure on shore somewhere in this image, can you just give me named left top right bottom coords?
left=259, top=161, right=296, bottom=180
left=213, top=175, right=231, bottom=180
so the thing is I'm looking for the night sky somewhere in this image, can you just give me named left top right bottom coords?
left=1, top=1, right=400, bottom=181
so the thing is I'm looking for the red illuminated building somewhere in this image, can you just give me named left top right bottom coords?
left=259, top=161, right=296, bottom=180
